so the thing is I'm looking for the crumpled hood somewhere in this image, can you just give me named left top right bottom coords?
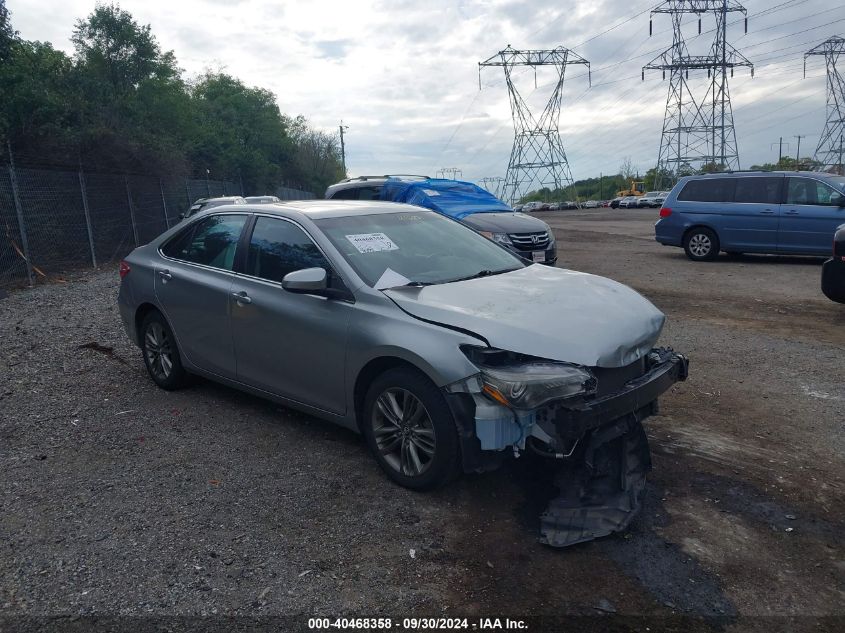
left=383, top=265, right=665, bottom=368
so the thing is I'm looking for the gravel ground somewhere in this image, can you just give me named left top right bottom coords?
left=1, top=208, right=843, bottom=631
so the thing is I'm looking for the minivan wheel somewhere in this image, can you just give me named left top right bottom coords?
left=362, top=368, right=460, bottom=490
left=140, top=310, right=188, bottom=390
left=683, top=227, right=719, bottom=262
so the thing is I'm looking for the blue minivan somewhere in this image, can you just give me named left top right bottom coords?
left=654, top=171, right=845, bottom=261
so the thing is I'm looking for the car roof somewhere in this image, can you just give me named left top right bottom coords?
left=206, top=199, right=424, bottom=220
left=680, top=170, right=841, bottom=180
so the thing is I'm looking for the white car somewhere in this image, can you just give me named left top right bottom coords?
left=522, top=201, right=545, bottom=212
left=637, top=192, right=664, bottom=208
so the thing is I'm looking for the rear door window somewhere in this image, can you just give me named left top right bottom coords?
left=161, top=214, right=248, bottom=271
left=245, top=217, right=330, bottom=282
left=677, top=178, right=736, bottom=203
left=734, top=177, right=782, bottom=204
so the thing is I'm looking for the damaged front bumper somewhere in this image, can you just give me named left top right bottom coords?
left=444, top=348, right=689, bottom=547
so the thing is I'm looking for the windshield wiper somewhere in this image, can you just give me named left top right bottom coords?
left=447, top=267, right=519, bottom=284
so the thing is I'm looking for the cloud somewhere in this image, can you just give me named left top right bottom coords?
left=5, top=0, right=841, bottom=183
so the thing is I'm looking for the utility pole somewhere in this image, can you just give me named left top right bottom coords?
left=794, top=135, right=805, bottom=169
left=599, top=172, right=603, bottom=200
left=771, top=137, right=788, bottom=164
left=339, top=122, right=349, bottom=175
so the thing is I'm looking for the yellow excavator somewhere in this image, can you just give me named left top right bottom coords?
left=616, top=180, right=646, bottom=197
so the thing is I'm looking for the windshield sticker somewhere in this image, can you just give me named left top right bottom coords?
left=373, top=268, right=411, bottom=290
left=345, top=233, right=399, bottom=253
left=422, top=189, right=440, bottom=196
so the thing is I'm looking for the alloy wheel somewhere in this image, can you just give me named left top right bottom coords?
left=371, top=388, right=436, bottom=477
left=144, top=322, right=174, bottom=381
left=689, top=233, right=712, bottom=258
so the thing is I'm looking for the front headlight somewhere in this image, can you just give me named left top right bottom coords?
left=461, top=346, right=595, bottom=410
left=492, top=233, right=512, bottom=246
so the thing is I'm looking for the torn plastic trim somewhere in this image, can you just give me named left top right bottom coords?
left=540, top=414, right=653, bottom=548
left=537, top=347, right=688, bottom=442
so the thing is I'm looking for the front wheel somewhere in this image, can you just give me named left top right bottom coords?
left=362, top=368, right=461, bottom=490
left=683, top=227, right=720, bottom=262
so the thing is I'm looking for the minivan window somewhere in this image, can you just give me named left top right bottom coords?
left=734, top=177, right=782, bottom=204
left=245, top=217, right=330, bottom=282
left=677, top=178, right=736, bottom=203
left=161, top=214, right=247, bottom=270
left=786, top=178, right=844, bottom=206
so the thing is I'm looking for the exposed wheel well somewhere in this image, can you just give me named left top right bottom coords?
left=353, top=357, right=428, bottom=431
left=683, top=224, right=719, bottom=244
left=134, top=303, right=161, bottom=344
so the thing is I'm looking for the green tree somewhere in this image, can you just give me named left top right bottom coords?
left=190, top=72, right=297, bottom=194
left=0, top=40, right=75, bottom=150
left=0, top=0, right=15, bottom=62
left=70, top=3, right=188, bottom=171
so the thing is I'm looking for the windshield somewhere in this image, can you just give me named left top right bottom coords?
left=314, top=210, right=524, bottom=288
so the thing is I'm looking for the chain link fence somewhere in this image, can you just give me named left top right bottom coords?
left=0, top=164, right=315, bottom=289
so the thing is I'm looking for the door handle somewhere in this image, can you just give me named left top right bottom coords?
left=231, top=291, right=252, bottom=305
left=759, top=209, right=774, bottom=215
left=158, top=270, right=172, bottom=281
left=785, top=210, right=799, bottom=215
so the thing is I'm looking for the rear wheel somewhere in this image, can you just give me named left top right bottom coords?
left=362, top=368, right=460, bottom=490
left=140, top=310, right=188, bottom=390
left=683, top=227, right=719, bottom=262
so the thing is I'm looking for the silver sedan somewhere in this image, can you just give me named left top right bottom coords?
left=118, top=201, right=687, bottom=543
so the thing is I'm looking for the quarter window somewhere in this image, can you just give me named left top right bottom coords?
left=161, top=214, right=247, bottom=271
left=246, top=217, right=330, bottom=282
left=786, top=178, right=844, bottom=206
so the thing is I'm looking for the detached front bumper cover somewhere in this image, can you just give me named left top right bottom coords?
left=538, top=348, right=689, bottom=548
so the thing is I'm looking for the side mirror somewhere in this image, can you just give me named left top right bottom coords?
left=282, top=267, right=328, bottom=293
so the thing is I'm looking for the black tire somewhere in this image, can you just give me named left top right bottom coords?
left=140, top=310, right=188, bottom=390
left=362, top=367, right=461, bottom=490
left=683, top=227, right=720, bottom=262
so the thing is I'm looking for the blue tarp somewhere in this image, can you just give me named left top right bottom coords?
left=379, top=178, right=512, bottom=220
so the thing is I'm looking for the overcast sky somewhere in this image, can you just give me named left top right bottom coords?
left=7, top=0, right=843, bottom=183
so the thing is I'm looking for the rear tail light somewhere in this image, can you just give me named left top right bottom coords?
left=659, top=207, right=672, bottom=218
left=119, top=261, right=131, bottom=279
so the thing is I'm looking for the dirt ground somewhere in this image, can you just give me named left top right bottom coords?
left=0, top=208, right=843, bottom=631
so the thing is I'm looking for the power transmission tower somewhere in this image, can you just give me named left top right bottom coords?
left=436, top=167, right=462, bottom=179
left=479, top=45, right=590, bottom=204
left=479, top=176, right=506, bottom=198
left=805, top=36, right=845, bottom=174
left=644, top=1, right=752, bottom=188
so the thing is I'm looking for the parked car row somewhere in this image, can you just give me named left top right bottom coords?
left=516, top=201, right=581, bottom=212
